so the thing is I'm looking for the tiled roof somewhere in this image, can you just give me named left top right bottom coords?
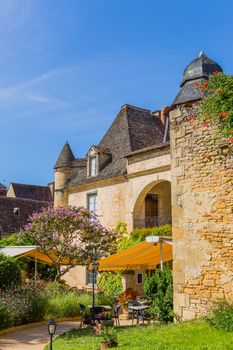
left=10, top=183, right=53, bottom=202
left=0, top=196, right=52, bottom=233
left=66, top=104, right=165, bottom=187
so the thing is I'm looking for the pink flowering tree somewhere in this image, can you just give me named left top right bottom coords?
left=22, top=206, right=118, bottom=281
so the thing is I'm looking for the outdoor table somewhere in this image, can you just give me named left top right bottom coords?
left=88, top=305, right=112, bottom=310
left=128, top=305, right=149, bottom=324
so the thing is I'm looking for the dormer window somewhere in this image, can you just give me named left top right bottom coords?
left=87, top=146, right=99, bottom=177
left=90, top=156, right=97, bottom=177
left=87, top=145, right=111, bottom=178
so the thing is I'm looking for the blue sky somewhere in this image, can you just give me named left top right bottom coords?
left=1, top=0, right=233, bottom=186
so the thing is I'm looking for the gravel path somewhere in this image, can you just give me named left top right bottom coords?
left=0, top=321, right=80, bottom=350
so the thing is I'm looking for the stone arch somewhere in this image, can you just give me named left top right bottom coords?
left=132, top=179, right=171, bottom=229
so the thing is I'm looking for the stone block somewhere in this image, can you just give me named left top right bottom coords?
left=203, top=279, right=215, bottom=287
left=182, top=309, right=196, bottom=320
left=174, top=293, right=188, bottom=307
left=173, top=272, right=185, bottom=284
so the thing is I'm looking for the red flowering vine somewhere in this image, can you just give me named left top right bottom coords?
left=192, top=72, right=233, bottom=143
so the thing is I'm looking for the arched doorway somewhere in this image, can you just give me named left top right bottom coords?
left=133, top=180, right=171, bottom=228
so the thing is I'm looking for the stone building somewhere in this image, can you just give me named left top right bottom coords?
left=53, top=52, right=232, bottom=318
left=54, top=106, right=171, bottom=232
left=170, top=52, right=233, bottom=320
left=0, top=183, right=53, bottom=237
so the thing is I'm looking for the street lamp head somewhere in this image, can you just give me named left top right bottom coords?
left=47, top=319, right=57, bottom=336
left=92, top=261, right=99, bottom=271
left=146, top=236, right=160, bottom=243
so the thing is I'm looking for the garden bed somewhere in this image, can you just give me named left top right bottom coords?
left=44, top=320, right=233, bottom=350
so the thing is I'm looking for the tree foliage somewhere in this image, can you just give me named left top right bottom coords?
left=0, top=253, right=22, bottom=290
left=22, top=206, right=118, bottom=281
left=117, top=224, right=171, bottom=252
left=97, top=272, right=122, bottom=297
left=144, top=268, right=173, bottom=323
left=0, top=233, right=34, bottom=247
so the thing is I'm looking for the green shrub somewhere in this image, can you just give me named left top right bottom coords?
left=45, top=281, right=69, bottom=295
left=1, top=286, right=48, bottom=326
left=0, top=233, right=34, bottom=246
left=97, top=272, right=122, bottom=297
left=96, top=292, right=115, bottom=307
left=23, top=287, right=48, bottom=323
left=0, top=253, right=22, bottom=290
left=46, top=292, right=81, bottom=319
left=208, top=300, right=233, bottom=331
left=144, top=268, right=173, bottom=323
left=131, top=225, right=171, bottom=240
left=117, top=225, right=171, bottom=251
left=0, top=300, right=13, bottom=330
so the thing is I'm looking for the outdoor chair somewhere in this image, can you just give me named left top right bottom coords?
left=137, top=309, right=153, bottom=324
left=112, top=304, right=121, bottom=326
left=79, top=303, right=87, bottom=328
left=89, top=306, right=105, bottom=325
left=128, top=300, right=142, bottom=322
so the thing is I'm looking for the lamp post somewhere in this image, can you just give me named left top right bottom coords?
left=47, top=319, right=57, bottom=350
left=86, top=247, right=99, bottom=325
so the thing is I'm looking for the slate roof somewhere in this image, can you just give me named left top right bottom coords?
left=9, top=183, right=53, bottom=202
left=54, top=142, right=75, bottom=169
left=0, top=196, right=52, bottom=233
left=173, top=51, right=223, bottom=105
left=66, top=104, right=165, bottom=187
left=0, top=183, right=7, bottom=196
left=125, top=141, right=170, bottom=157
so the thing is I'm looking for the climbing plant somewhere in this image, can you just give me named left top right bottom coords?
left=191, top=72, right=233, bottom=143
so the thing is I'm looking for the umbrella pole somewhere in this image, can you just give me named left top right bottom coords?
left=159, top=240, right=163, bottom=270
left=34, top=252, right=37, bottom=285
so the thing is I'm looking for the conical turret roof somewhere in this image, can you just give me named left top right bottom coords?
left=173, top=51, right=223, bottom=105
left=181, top=51, right=222, bottom=86
left=54, top=142, right=75, bottom=169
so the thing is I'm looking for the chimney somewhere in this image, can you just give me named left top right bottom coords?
left=160, top=106, right=170, bottom=126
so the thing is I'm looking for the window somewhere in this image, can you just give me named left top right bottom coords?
left=137, top=273, right=143, bottom=284
left=90, top=156, right=97, bottom=177
left=87, top=271, right=97, bottom=285
left=87, top=193, right=98, bottom=214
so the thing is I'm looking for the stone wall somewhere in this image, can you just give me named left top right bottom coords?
left=121, top=270, right=145, bottom=296
left=67, top=168, right=171, bottom=232
left=170, top=103, right=233, bottom=320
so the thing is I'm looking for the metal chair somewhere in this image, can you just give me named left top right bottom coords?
left=128, top=300, right=141, bottom=323
left=79, top=303, right=87, bottom=328
left=89, top=306, right=105, bottom=325
left=138, top=309, right=153, bottom=324
left=112, top=304, right=121, bottom=326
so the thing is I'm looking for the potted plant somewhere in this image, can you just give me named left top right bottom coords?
left=93, top=326, right=118, bottom=349
left=100, top=327, right=118, bottom=349
left=100, top=312, right=114, bottom=326
left=119, top=289, right=139, bottom=313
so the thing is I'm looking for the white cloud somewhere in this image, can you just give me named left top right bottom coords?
left=0, top=68, right=68, bottom=100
